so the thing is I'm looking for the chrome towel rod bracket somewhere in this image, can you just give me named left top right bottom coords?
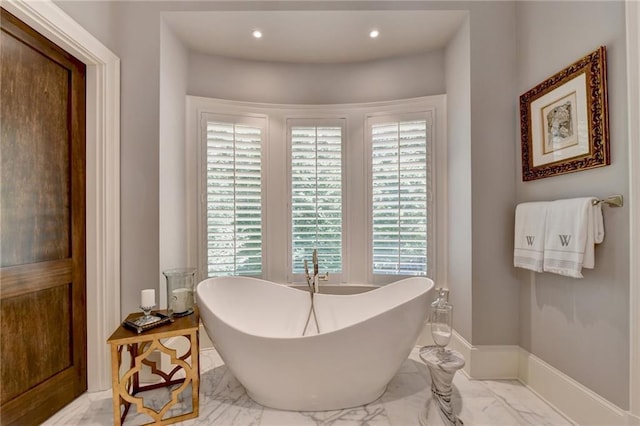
left=592, top=195, right=624, bottom=207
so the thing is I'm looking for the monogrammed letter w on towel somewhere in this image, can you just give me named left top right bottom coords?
left=543, top=198, right=604, bottom=278
left=514, top=202, right=549, bottom=272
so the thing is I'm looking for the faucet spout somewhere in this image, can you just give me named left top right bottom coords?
left=304, top=259, right=312, bottom=290
left=312, top=249, right=319, bottom=276
left=303, top=249, right=325, bottom=293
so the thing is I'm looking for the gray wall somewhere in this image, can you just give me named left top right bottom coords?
left=468, top=2, right=519, bottom=346
left=515, top=1, right=629, bottom=409
left=443, top=2, right=519, bottom=347
left=445, top=16, right=472, bottom=342
left=55, top=1, right=164, bottom=316
left=188, top=49, right=445, bottom=104
left=54, top=0, right=448, bottom=315
left=159, top=20, right=189, bottom=307
left=186, top=1, right=521, bottom=350
left=54, top=0, right=630, bottom=409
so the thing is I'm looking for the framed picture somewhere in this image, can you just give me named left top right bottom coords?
left=519, top=46, right=609, bottom=181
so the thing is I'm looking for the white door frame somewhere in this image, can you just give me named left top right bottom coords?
left=3, top=0, right=121, bottom=391
left=627, top=0, right=640, bottom=420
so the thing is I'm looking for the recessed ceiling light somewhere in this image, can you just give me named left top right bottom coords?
left=369, top=29, right=379, bottom=39
left=252, top=29, right=263, bottom=39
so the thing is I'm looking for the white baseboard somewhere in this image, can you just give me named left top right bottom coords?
left=418, top=328, right=520, bottom=379
left=518, top=348, right=627, bottom=426
left=438, top=328, right=629, bottom=425
left=449, top=331, right=519, bottom=379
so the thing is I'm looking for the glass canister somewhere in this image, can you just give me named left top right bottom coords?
left=430, top=287, right=453, bottom=351
left=163, top=268, right=196, bottom=318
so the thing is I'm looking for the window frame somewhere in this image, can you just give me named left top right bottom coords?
left=365, top=110, right=437, bottom=285
left=286, top=118, right=347, bottom=284
left=186, top=95, right=446, bottom=287
left=197, top=112, right=269, bottom=280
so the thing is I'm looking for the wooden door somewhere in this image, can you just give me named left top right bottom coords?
left=0, top=8, right=87, bottom=425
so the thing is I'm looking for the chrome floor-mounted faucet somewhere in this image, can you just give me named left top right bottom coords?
left=304, top=249, right=329, bottom=294
left=303, top=249, right=328, bottom=335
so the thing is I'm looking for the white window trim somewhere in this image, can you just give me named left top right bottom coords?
left=286, top=118, right=347, bottom=284
left=198, top=112, right=268, bottom=279
left=186, top=95, right=447, bottom=287
left=365, top=109, right=439, bottom=285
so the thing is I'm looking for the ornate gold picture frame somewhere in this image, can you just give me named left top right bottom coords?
left=519, top=46, right=610, bottom=181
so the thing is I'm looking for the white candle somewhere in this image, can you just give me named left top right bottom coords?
left=141, top=289, right=155, bottom=307
left=172, top=288, right=192, bottom=313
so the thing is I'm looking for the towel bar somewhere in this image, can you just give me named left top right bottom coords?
left=592, top=195, right=624, bottom=207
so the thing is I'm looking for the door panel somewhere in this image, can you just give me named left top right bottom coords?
left=1, top=285, right=72, bottom=404
left=0, top=8, right=86, bottom=425
left=1, top=24, right=71, bottom=267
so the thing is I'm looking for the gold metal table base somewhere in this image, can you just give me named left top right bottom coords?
left=108, top=311, right=199, bottom=425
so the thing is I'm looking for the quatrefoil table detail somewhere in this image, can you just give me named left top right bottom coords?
left=107, top=310, right=200, bottom=425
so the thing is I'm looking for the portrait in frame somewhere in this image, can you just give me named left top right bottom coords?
left=519, top=46, right=610, bottom=181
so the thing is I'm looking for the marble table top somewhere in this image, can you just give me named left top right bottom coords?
left=419, top=346, right=465, bottom=371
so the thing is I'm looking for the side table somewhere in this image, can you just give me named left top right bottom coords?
left=419, top=346, right=465, bottom=426
left=107, top=310, right=200, bottom=425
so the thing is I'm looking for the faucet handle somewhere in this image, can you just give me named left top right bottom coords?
left=317, top=272, right=329, bottom=281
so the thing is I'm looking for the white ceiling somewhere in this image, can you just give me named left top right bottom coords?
left=163, top=11, right=467, bottom=64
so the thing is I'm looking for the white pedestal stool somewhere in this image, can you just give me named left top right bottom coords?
left=419, top=346, right=465, bottom=426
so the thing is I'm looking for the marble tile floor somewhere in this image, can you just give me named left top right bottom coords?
left=44, top=346, right=573, bottom=426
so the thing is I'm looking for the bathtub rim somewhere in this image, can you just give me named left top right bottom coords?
left=196, top=276, right=433, bottom=340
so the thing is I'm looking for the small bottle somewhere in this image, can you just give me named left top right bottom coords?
left=430, top=288, right=453, bottom=351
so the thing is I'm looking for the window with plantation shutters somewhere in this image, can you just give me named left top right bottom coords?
left=190, top=96, right=444, bottom=285
left=370, top=116, right=432, bottom=277
left=289, top=121, right=344, bottom=276
left=203, top=117, right=265, bottom=277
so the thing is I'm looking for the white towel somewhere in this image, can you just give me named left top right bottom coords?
left=543, top=197, right=604, bottom=278
left=514, top=202, right=549, bottom=272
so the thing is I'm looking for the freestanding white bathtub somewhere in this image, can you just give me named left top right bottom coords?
left=196, top=276, right=433, bottom=411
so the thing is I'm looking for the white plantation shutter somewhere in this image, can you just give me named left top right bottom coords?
left=290, top=123, right=344, bottom=273
left=205, top=119, right=264, bottom=277
left=371, top=118, right=431, bottom=276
